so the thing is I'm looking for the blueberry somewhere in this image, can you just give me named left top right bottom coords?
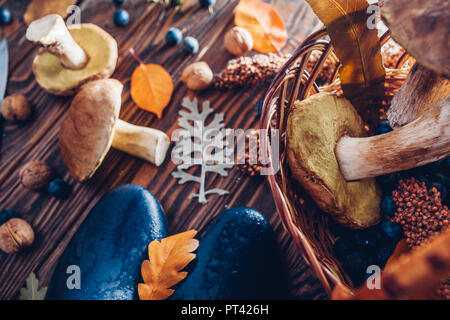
left=199, top=0, right=216, bottom=7
left=430, top=182, right=447, bottom=201
left=48, top=178, right=72, bottom=199
left=165, top=28, right=183, bottom=45
left=422, top=160, right=442, bottom=174
left=381, top=195, right=397, bottom=217
left=380, top=219, right=402, bottom=242
left=0, top=209, right=16, bottom=225
left=0, top=7, right=11, bottom=25
left=333, top=238, right=350, bottom=259
left=376, top=172, right=399, bottom=192
left=375, top=120, right=392, bottom=135
left=376, top=247, right=393, bottom=267
left=113, top=0, right=126, bottom=4
left=444, top=157, right=450, bottom=173
left=113, top=9, right=130, bottom=26
left=182, top=36, right=199, bottom=54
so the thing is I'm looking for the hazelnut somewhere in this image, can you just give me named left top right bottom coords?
left=1, top=94, right=31, bottom=123
left=0, top=218, right=35, bottom=254
left=224, top=26, right=253, bottom=56
left=19, top=161, right=53, bottom=190
left=181, top=62, right=214, bottom=91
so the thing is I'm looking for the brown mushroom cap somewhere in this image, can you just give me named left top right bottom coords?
left=59, top=79, right=122, bottom=182
left=287, top=93, right=381, bottom=229
left=32, top=23, right=118, bottom=96
left=381, top=0, right=450, bottom=77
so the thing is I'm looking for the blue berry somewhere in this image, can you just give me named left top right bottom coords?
left=376, top=172, right=398, bottom=192
left=199, top=0, right=216, bottom=7
left=113, top=0, right=126, bottom=4
left=182, top=36, right=199, bottom=54
left=0, top=209, right=16, bottom=225
left=422, top=160, right=442, bottom=174
left=113, top=9, right=130, bottom=26
left=380, top=219, right=402, bottom=242
left=375, top=120, right=392, bottom=135
left=376, top=247, right=393, bottom=267
left=165, top=28, right=183, bottom=45
left=381, top=195, right=397, bottom=217
left=444, top=157, right=450, bottom=172
left=0, top=7, right=11, bottom=25
left=48, top=178, right=72, bottom=199
left=333, top=238, right=350, bottom=259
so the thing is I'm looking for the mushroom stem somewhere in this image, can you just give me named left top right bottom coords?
left=112, top=120, right=170, bottom=167
left=26, top=14, right=88, bottom=70
left=387, top=63, right=450, bottom=129
left=336, top=96, right=450, bottom=181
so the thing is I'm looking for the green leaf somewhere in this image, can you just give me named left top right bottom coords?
left=18, top=272, right=47, bottom=300
left=305, top=0, right=386, bottom=126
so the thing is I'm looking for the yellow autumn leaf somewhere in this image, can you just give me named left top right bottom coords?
left=138, top=230, right=199, bottom=300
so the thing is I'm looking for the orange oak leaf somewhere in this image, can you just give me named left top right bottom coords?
left=130, top=49, right=174, bottom=118
left=138, top=230, right=199, bottom=300
left=24, top=0, right=78, bottom=25
left=234, top=0, right=287, bottom=53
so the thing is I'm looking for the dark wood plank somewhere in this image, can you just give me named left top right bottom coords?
left=0, top=0, right=324, bottom=299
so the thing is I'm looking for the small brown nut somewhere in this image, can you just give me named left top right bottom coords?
left=1, top=95, right=32, bottom=123
left=224, top=26, right=253, bottom=56
left=0, top=218, right=35, bottom=254
left=181, top=62, right=214, bottom=91
left=19, top=161, right=53, bottom=190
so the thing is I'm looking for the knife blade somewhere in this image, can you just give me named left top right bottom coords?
left=0, top=37, right=9, bottom=106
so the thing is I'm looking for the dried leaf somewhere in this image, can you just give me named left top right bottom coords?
left=24, top=0, right=77, bottom=25
left=235, top=0, right=287, bottom=53
left=138, top=230, right=199, bottom=300
left=305, top=0, right=385, bottom=125
left=18, top=272, right=47, bottom=300
left=130, top=50, right=174, bottom=118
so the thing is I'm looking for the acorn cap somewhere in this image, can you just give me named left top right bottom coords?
left=381, top=0, right=450, bottom=78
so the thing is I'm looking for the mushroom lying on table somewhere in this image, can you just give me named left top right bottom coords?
left=288, top=93, right=449, bottom=228
left=59, top=79, right=170, bottom=182
left=381, top=0, right=450, bottom=128
left=26, top=14, right=118, bottom=96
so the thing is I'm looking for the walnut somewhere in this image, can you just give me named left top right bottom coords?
left=1, top=94, right=32, bottom=123
left=181, top=62, right=214, bottom=91
left=0, top=218, right=35, bottom=254
left=19, top=161, right=53, bottom=190
left=224, top=26, right=253, bottom=56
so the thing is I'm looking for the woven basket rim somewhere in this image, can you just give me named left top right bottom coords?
left=260, top=27, right=410, bottom=297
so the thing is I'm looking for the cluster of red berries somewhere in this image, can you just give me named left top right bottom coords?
left=392, top=177, right=449, bottom=299
left=214, top=54, right=290, bottom=90
left=392, top=177, right=449, bottom=248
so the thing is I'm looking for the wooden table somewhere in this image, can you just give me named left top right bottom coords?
left=0, top=0, right=325, bottom=299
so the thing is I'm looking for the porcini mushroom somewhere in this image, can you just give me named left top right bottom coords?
left=59, top=79, right=170, bottom=182
left=287, top=93, right=382, bottom=229
left=26, top=14, right=118, bottom=96
left=381, top=0, right=450, bottom=128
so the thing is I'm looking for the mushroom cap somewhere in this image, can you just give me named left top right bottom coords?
left=59, top=79, right=122, bottom=182
left=32, top=23, right=118, bottom=96
left=287, top=93, right=381, bottom=229
left=381, top=0, right=450, bottom=78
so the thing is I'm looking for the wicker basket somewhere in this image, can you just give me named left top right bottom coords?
left=260, top=28, right=411, bottom=296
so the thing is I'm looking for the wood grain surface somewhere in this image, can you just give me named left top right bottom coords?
left=0, top=0, right=324, bottom=299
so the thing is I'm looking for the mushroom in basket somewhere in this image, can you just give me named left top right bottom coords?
left=59, top=79, right=170, bottom=182
left=26, top=14, right=117, bottom=96
left=381, top=0, right=450, bottom=128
